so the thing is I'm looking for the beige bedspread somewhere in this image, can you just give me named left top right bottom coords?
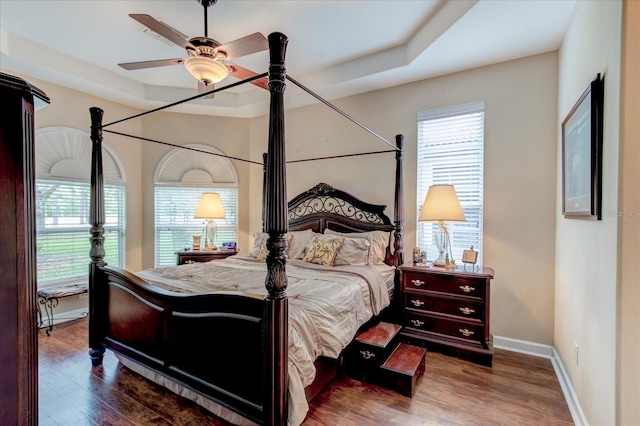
left=131, top=255, right=393, bottom=425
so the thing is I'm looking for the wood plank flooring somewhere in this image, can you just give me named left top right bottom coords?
left=38, top=319, right=574, bottom=425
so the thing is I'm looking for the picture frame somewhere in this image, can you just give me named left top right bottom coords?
left=462, top=248, right=478, bottom=265
left=562, top=73, right=604, bottom=220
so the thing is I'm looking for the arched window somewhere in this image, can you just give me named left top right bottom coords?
left=154, top=144, right=238, bottom=266
left=36, top=127, right=126, bottom=287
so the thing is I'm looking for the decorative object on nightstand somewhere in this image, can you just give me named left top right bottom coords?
left=412, top=247, right=426, bottom=265
left=194, top=192, right=226, bottom=251
left=192, top=235, right=201, bottom=251
left=461, top=246, right=478, bottom=269
left=419, top=184, right=466, bottom=268
left=399, top=264, right=494, bottom=366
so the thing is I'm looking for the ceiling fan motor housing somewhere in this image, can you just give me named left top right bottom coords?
left=187, top=37, right=226, bottom=60
left=197, top=0, right=217, bottom=7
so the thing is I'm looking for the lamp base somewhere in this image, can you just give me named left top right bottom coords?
left=204, top=219, right=218, bottom=251
left=433, top=221, right=458, bottom=268
left=433, top=251, right=457, bottom=268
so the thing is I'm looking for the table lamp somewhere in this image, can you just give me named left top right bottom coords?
left=419, top=184, right=466, bottom=267
left=194, top=193, right=226, bottom=251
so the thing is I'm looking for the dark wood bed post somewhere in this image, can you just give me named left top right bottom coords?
left=264, top=32, right=289, bottom=426
left=262, top=152, right=268, bottom=226
left=394, top=134, right=404, bottom=268
left=393, top=134, right=405, bottom=310
left=88, top=107, right=106, bottom=366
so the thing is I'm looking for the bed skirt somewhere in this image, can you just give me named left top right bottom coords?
left=115, top=353, right=311, bottom=426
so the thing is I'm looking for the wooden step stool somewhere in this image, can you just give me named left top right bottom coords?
left=380, top=343, right=427, bottom=397
left=345, top=321, right=402, bottom=381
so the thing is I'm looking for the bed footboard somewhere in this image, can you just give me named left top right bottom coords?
left=93, top=265, right=271, bottom=424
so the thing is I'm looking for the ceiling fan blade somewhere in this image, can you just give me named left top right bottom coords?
left=129, top=14, right=194, bottom=50
left=228, top=64, right=268, bottom=90
left=118, top=58, right=184, bottom=70
left=215, top=33, right=268, bottom=60
left=198, top=81, right=215, bottom=99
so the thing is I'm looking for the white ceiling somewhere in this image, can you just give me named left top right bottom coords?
left=0, top=0, right=576, bottom=118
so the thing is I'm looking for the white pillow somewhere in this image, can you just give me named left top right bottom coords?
left=249, top=232, right=266, bottom=258
left=325, top=229, right=390, bottom=264
left=287, top=229, right=316, bottom=259
left=333, top=237, right=371, bottom=266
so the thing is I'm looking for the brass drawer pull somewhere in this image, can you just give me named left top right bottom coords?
left=459, top=328, right=475, bottom=337
left=360, top=350, right=376, bottom=360
left=411, top=279, right=425, bottom=287
left=410, top=319, right=424, bottom=327
left=459, top=307, right=475, bottom=315
left=411, top=299, right=425, bottom=307
left=459, top=285, right=475, bottom=293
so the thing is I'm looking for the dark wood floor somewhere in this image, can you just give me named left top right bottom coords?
left=38, top=319, right=574, bottom=425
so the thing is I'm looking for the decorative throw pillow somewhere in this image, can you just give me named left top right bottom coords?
left=302, top=235, right=345, bottom=266
left=333, top=237, right=371, bottom=266
left=252, top=233, right=294, bottom=260
left=325, top=229, right=390, bottom=264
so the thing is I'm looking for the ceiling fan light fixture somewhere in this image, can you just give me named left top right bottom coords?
left=184, top=56, right=229, bottom=85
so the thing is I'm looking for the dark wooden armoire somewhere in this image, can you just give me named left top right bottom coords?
left=0, top=72, right=49, bottom=425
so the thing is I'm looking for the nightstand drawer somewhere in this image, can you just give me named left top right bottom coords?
left=405, top=312, right=484, bottom=344
left=404, top=293, right=484, bottom=321
left=403, top=271, right=483, bottom=299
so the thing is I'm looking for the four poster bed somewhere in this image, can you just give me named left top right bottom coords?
left=87, top=33, right=405, bottom=426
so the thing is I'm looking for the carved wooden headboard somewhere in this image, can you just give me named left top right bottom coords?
left=288, top=183, right=396, bottom=266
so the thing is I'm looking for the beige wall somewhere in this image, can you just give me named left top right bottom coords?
left=139, top=112, right=253, bottom=268
left=618, top=1, right=640, bottom=425
left=6, top=74, right=146, bottom=272
left=249, top=52, right=559, bottom=345
left=556, top=1, right=622, bottom=425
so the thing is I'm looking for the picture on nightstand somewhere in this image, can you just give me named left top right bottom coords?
left=462, top=247, right=478, bottom=265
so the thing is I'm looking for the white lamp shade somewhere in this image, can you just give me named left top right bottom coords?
left=419, top=184, right=466, bottom=222
left=194, top=193, right=226, bottom=219
left=184, top=57, right=229, bottom=85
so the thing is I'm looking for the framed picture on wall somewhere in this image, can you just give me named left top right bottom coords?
left=562, top=73, right=604, bottom=220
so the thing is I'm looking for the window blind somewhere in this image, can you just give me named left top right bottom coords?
left=155, top=186, right=238, bottom=266
left=417, top=102, right=484, bottom=264
left=36, top=179, right=126, bottom=287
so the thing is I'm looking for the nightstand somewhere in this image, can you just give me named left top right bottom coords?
left=399, top=264, right=494, bottom=366
left=176, top=250, right=237, bottom=265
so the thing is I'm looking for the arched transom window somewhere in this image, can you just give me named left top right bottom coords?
left=154, top=144, right=238, bottom=266
left=36, top=127, right=126, bottom=287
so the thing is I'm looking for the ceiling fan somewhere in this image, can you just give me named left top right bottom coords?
left=118, top=0, right=268, bottom=96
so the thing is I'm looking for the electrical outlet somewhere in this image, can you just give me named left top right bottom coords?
left=574, top=342, right=579, bottom=365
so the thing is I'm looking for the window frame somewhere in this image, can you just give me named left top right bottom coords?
left=35, top=128, right=126, bottom=288
left=416, top=101, right=485, bottom=265
left=153, top=144, right=239, bottom=267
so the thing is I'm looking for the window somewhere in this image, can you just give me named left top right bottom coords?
left=154, top=145, right=238, bottom=267
left=36, top=128, right=126, bottom=287
left=155, top=186, right=238, bottom=266
left=416, top=102, right=484, bottom=264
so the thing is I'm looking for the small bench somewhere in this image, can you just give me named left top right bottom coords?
left=37, top=283, right=88, bottom=335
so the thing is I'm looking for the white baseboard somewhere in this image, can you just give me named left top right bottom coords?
left=494, top=335, right=588, bottom=426
left=38, top=307, right=87, bottom=328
